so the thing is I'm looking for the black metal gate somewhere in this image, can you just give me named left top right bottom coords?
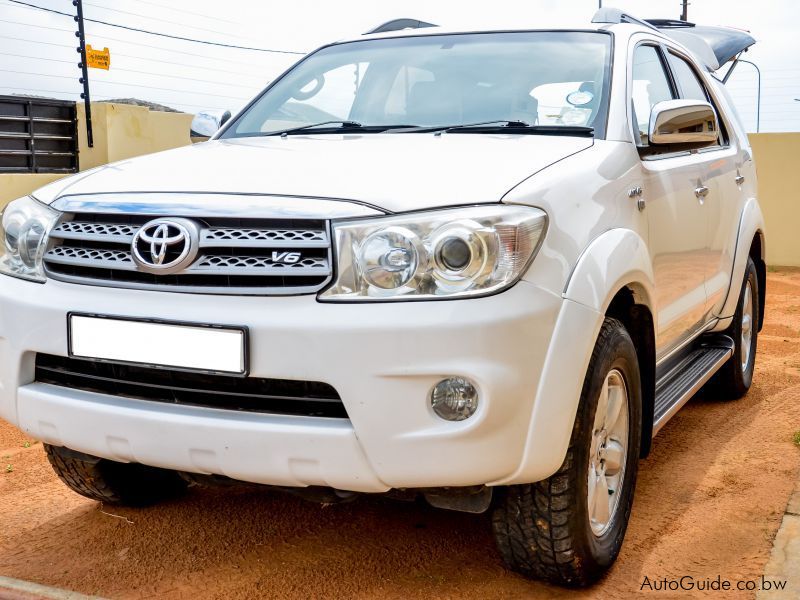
left=0, top=95, right=78, bottom=174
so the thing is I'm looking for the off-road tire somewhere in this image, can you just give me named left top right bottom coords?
left=706, top=257, right=760, bottom=400
left=45, top=444, right=186, bottom=506
left=492, top=317, right=642, bottom=587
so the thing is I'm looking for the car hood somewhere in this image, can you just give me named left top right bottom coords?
left=33, top=133, right=593, bottom=213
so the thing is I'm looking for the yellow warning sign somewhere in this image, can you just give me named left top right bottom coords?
left=86, top=45, right=110, bottom=70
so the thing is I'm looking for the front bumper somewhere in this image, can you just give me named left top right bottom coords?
left=0, top=276, right=600, bottom=492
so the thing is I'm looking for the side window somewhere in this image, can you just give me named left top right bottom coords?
left=666, top=53, right=708, bottom=102
left=631, top=45, right=675, bottom=145
left=667, top=52, right=724, bottom=147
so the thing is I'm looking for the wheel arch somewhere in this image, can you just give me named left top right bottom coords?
left=605, top=286, right=656, bottom=457
left=749, top=229, right=766, bottom=331
left=563, top=228, right=656, bottom=316
left=498, top=230, right=658, bottom=486
left=717, top=198, right=766, bottom=327
left=564, top=228, right=657, bottom=457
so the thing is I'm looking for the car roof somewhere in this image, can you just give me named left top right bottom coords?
left=335, top=11, right=754, bottom=74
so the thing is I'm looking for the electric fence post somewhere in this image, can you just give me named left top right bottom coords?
left=73, top=0, right=93, bottom=147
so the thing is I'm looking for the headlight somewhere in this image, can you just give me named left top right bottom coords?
left=319, top=205, right=547, bottom=301
left=0, top=196, right=60, bottom=283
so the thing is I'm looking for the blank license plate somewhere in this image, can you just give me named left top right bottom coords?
left=68, top=314, right=247, bottom=375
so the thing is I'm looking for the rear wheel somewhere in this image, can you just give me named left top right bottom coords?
left=707, top=257, right=759, bottom=400
left=45, top=444, right=186, bottom=506
left=492, top=318, right=642, bottom=587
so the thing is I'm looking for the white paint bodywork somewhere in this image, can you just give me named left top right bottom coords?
left=0, top=21, right=764, bottom=491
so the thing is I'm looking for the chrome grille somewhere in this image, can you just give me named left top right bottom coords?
left=44, top=214, right=332, bottom=295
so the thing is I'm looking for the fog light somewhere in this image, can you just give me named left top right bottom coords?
left=430, top=377, right=479, bottom=421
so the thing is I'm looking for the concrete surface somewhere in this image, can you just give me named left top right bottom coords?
left=0, top=575, right=102, bottom=600
left=759, top=479, right=800, bottom=599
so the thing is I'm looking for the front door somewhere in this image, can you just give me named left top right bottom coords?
left=631, top=44, right=709, bottom=359
left=661, top=50, right=744, bottom=317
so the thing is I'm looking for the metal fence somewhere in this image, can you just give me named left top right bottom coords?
left=0, top=96, right=78, bottom=174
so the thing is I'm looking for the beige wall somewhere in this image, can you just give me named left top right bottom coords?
left=1, top=173, right=66, bottom=204
left=0, top=102, right=192, bottom=205
left=77, top=102, right=193, bottom=170
left=750, top=133, right=800, bottom=267
left=1, top=111, right=798, bottom=266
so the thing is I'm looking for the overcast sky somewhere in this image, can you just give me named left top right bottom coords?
left=0, top=0, right=798, bottom=132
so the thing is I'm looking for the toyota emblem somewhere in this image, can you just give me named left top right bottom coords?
left=131, top=218, right=200, bottom=274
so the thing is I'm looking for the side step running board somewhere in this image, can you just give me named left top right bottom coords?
left=652, top=335, right=734, bottom=435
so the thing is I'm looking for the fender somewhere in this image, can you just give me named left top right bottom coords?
left=713, top=197, right=765, bottom=325
left=563, top=228, right=656, bottom=314
left=493, top=229, right=656, bottom=485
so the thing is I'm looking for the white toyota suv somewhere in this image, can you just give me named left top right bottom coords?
left=0, top=9, right=764, bottom=587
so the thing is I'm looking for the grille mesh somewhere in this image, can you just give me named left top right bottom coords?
left=204, top=228, right=327, bottom=243
left=45, top=214, right=332, bottom=295
left=35, top=353, right=347, bottom=418
left=55, top=222, right=139, bottom=237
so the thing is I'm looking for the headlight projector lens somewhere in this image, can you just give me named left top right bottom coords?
left=430, top=377, right=480, bottom=421
left=437, top=236, right=471, bottom=271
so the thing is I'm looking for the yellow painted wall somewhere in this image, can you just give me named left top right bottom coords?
left=77, top=102, right=193, bottom=170
left=0, top=173, right=65, bottom=204
left=749, top=133, right=800, bottom=267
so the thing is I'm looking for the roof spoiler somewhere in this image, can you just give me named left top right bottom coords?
left=365, top=19, right=438, bottom=35
left=592, top=8, right=756, bottom=72
left=646, top=21, right=756, bottom=71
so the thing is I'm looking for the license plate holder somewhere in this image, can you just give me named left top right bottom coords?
left=68, top=313, right=248, bottom=376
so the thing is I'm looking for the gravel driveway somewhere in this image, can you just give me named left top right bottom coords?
left=1, top=270, right=799, bottom=599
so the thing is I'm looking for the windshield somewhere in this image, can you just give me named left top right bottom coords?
left=222, top=31, right=612, bottom=138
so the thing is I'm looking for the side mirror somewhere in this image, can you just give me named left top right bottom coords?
left=648, top=100, right=718, bottom=147
left=190, top=109, right=232, bottom=141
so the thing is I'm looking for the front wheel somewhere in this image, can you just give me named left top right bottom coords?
left=45, top=444, right=186, bottom=506
left=492, top=318, right=642, bottom=587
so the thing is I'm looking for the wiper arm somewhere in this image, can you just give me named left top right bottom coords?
left=398, top=120, right=530, bottom=134
left=446, top=124, right=595, bottom=137
left=262, top=121, right=424, bottom=137
left=397, top=120, right=594, bottom=137
left=265, top=120, right=363, bottom=137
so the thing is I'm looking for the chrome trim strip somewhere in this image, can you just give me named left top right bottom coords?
left=50, top=193, right=386, bottom=219
left=44, top=271, right=333, bottom=296
left=655, top=318, right=718, bottom=368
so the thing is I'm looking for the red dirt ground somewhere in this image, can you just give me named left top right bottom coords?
left=1, top=270, right=799, bottom=599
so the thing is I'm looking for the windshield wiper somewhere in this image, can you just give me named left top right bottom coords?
left=397, top=120, right=529, bottom=133
left=264, top=120, right=363, bottom=137
left=263, top=121, right=420, bottom=137
left=397, top=120, right=594, bottom=137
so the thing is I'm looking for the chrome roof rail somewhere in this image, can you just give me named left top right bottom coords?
left=365, top=18, right=437, bottom=35
left=592, top=8, right=659, bottom=32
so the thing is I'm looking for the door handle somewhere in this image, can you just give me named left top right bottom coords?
left=695, top=186, right=710, bottom=199
left=735, top=175, right=745, bottom=185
